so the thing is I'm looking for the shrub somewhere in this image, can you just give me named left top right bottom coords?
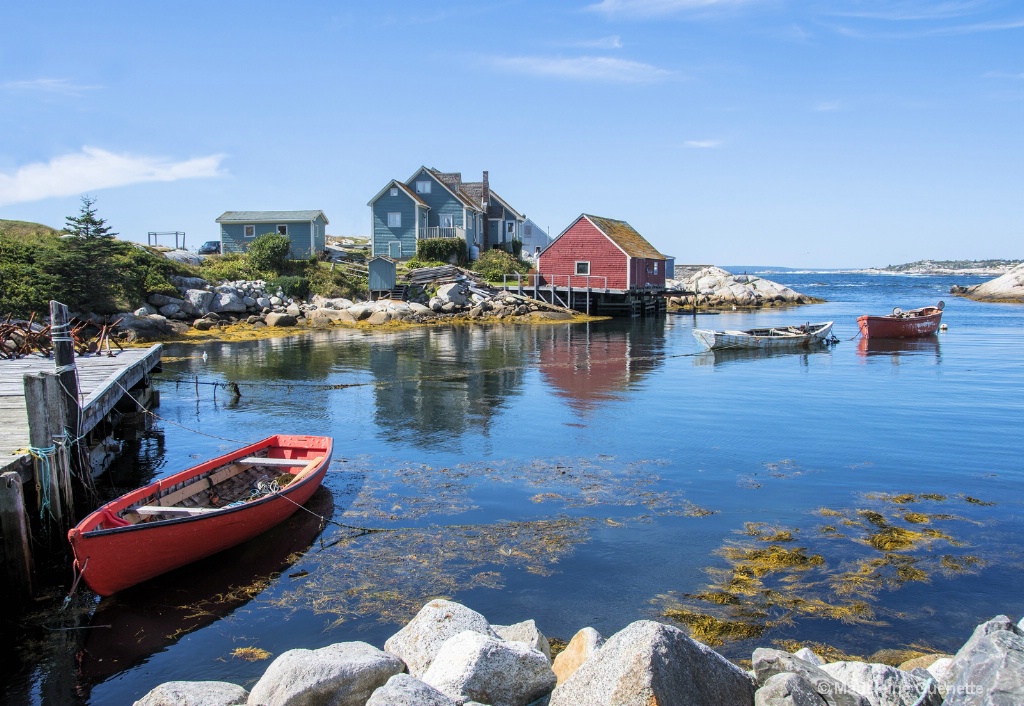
left=471, top=249, right=531, bottom=282
left=417, top=238, right=466, bottom=266
left=306, top=262, right=367, bottom=299
left=269, top=275, right=309, bottom=299
left=200, top=253, right=256, bottom=282
left=247, top=232, right=292, bottom=275
left=404, top=257, right=448, bottom=270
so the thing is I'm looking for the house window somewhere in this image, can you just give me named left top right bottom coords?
left=506, top=221, right=516, bottom=240
left=244, top=225, right=255, bottom=238
left=525, top=224, right=533, bottom=236
left=415, top=180, right=431, bottom=194
left=387, top=212, right=401, bottom=228
left=467, top=216, right=473, bottom=230
left=389, top=241, right=402, bottom=258
left=277, top=225, right=288, bottom=236
left=654, top=262, right=659, bottom=275
left=390, top=187, right=398, bottom=197
left=576, top=261, right=590, bottom=276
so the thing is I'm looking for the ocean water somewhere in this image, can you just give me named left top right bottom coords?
left=3, top=272, right=1023, bottom=704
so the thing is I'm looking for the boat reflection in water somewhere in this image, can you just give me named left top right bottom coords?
left=76, top=486, right=334, bottom=686
left=856, top=335, right=941, bottom=363
left=693, top=346, right=833, bottom=367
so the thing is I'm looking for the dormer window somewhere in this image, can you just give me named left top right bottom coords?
left=415, top=180, right=431, bottom=194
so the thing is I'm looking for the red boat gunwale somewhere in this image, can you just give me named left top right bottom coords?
left=68, top=434, right=333, bottom=596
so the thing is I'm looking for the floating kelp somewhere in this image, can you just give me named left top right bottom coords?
left=659, top=491, right=994, bottom=652
left=232, top=647, right=271, bottom=661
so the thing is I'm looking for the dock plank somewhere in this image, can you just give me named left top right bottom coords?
left=0, top=345, right=162, bottom=474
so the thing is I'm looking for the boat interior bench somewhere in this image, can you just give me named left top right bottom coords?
left=135, top=505, right=222, bottom=516
left=237, top=457, right=318, bottom=467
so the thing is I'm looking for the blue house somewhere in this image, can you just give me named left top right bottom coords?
left=215, top=210, right=328, bottom=259
left=368, top=167, right=524, bottom=261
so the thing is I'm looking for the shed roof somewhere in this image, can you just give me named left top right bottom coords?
left=583, top=215, right=665, bottom=260
left=217, top=210, right=329, bottom=224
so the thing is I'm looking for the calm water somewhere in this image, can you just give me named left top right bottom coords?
left=4, top=272, right=1023, bottom=705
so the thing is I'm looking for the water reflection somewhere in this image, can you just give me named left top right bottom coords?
left=538, top=319, right=666, bottom=412
left=693, top=347, right=833, bottom=367
left=856, top=336, right=941, bottom=363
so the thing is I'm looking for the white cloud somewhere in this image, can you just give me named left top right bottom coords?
left=560, top=35, right=624, bottom=49
left=825, top=1, right=992, bottom=22
left=1, top=78, right=101, bottom=96
left=684, top=139, right=723, bottom=148
left=491, top=55, right=673, bottom=83
left=0, top=147, right=226, bottom=207
left=587, top=0, right=760, bottom=18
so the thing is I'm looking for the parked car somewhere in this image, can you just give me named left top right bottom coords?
left=198, top=241, right=221, bottom=255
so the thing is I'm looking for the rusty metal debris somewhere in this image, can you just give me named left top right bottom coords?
left=1, top=313, right=124, bottom=359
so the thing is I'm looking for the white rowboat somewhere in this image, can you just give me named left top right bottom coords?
left=692, top=321, right=835, bottom=351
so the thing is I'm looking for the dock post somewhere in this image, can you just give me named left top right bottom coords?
left=50, top=302, right=82, bottom=443
left=0, top=472, right=34, bottom=601
left=24, top=372, right=71, bottom=532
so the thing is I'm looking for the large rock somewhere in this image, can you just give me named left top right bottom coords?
left=182, top=289, right=215, bottom=317
left=493, top=619, right=551, bottom=663
left=132, top=680, right=248, bottom=706
left=549, top=620, right=756, bottom=706
left=408, top=302, right=434, bottom=316
left=753, top=648, right=870, bottom=706
left=264, top=312, right=297, bottom=327
left=943, top=622, right=1024, bottom=705
left=436, top=283, right=468, bottom=306
left=941, top=616, right=1022, bottom=692
left=147, top=293, right=183, bottom=308
left=306, top=308, right=356, bottom=327
left=366, top=310, right=391, bottom=325
left=422, top=630, right=556, bottom=706
left=385, top=600, right=498, bottom=678
left=794, top=648, right=825, bottom=667
left=954, top=263, right=1024, bottom=303
left=755, top=672, right=828, bottom=706
left=552, top=627, right=604, bottom=685
left=247, top=641, right=403, bottom=706
left=114, top=313, right=174, bottom=342
left=366, top=674, right=458, bottom=706
left=820, top=661, right=940, bottom=706
left=172, top=275, right=210, bottom=290
left=348, top=305, right=371, bottom=321
left=210, top=292, right=247, bottom=313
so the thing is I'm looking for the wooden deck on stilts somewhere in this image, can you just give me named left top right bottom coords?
left=0, top=345, right=162, bottom=475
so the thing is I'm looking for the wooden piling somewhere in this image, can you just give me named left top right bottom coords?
left=24, top=372, right=71, bottom=530
left=0, top=471, right=34, bottom=600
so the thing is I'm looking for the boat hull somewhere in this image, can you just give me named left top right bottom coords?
left=857, top=309, right=942, bottom=338
left=68, top=434, right=332, bottom=596
left=693, top=321, right=834, bottom=351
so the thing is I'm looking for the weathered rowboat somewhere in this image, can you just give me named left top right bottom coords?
left=68, top=434, right=333, bottom=596
left=856, top=301, right=944, bottom=339
left=692, top=321, right=835, bottom=350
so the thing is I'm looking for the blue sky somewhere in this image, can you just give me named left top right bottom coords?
left=1, top=0, right=1021, bottom=268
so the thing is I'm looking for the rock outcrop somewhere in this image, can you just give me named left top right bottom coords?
left=952, top=263, right=1024, bottom=303
left=667, top=266, right=819, bottom=309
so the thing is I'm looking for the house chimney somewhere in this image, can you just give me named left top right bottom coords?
left=482, top=171, right=489, bottom=207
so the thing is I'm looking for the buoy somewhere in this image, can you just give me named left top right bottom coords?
left=202, top=351, right=208, bottom=362
left=939, top=324, right=948, bottom=331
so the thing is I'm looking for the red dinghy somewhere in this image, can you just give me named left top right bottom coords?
left=68, top=434, right=333, bottom=596
left=857, top=301, right=944, bottom=339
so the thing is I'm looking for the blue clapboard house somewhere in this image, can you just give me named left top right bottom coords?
left=367, top=167, right=524, bottom=261
left=215, top=210, right=328, bottom=259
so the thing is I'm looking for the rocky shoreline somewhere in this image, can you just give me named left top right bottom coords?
left=950, top=263, right=1024, bottom=303
left=134, top=598, right=1023, bottom=706
left=110, top=276, right=586, bottom=344
left=666, top=266, right=822, bottom=310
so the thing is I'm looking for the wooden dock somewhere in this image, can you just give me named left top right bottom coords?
left=0, top=345, right=162, bottom=475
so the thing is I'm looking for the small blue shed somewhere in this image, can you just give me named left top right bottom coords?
left=368, top=255, right=397, bottom=297
left=216, top=210, right=328, bottom=259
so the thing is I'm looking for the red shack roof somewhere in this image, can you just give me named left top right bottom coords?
left=574, top=215, right=666, bottom=260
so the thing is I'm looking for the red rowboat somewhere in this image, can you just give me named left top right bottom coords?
left=857, top=301, right=944, bottom=339
left=68, top=434, right=333, bottom=596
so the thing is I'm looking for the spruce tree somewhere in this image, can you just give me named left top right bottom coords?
left=63, top=195, right=117, bottom=238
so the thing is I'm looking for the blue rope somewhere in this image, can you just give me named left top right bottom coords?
left=28, top=444, right=57, bottom=522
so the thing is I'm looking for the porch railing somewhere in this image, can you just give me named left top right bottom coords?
left=424, top=226, right=466, bottom=239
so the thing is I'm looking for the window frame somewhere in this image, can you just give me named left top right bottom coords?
left=387, top=212, right=402, bottom=228
left=415, top=180, right=431, bottom=194
left=390, top=187, right=398, bottom=197
left=575, top=261, right=591, bottom=276
left=277, top=224, right=288, bottom=236
left=244, top=225, right=255, bottom=238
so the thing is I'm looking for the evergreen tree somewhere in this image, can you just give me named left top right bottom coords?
left=63, top=195, right=117, bottom=239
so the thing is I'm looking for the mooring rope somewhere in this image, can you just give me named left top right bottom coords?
left=28, top=444, right=57, bottom=522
